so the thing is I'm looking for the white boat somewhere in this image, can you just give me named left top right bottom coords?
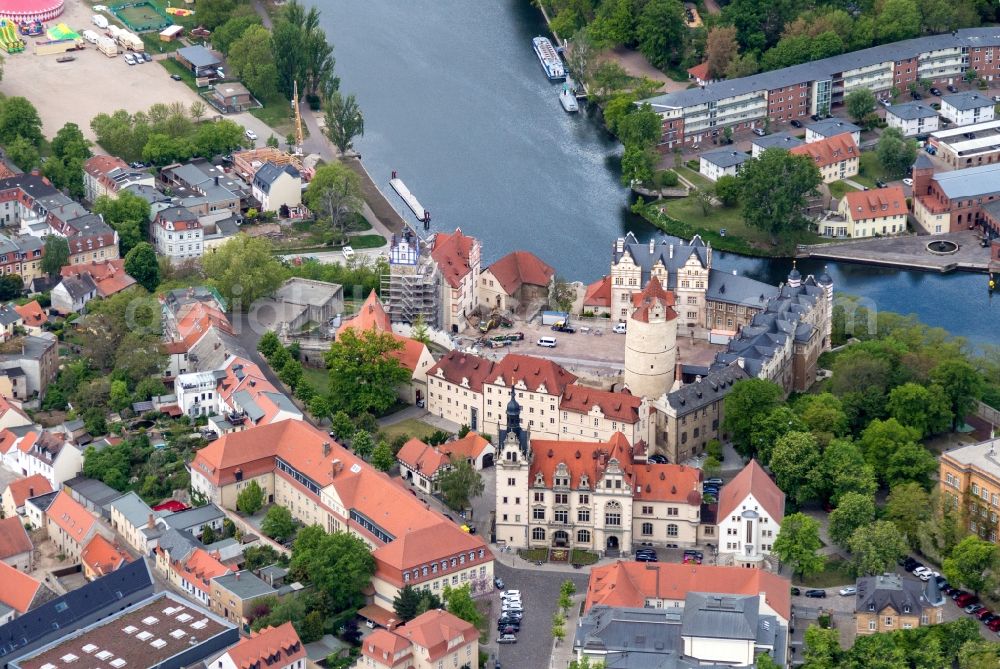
left=559, top=87, right=578, bottom=112
left=532, top=36, right=565, bottom=80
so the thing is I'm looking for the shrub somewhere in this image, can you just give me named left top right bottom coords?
left=653, top=170, right=679, bottom=189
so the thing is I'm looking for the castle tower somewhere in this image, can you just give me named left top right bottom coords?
left=817, top=265, right=834, bottom=348
left=787, top=260, right=802, bottom=289
left=624, top=277, right=678, bottom=399
left=494, top=388, right=532, bottom=548
left=911, top=152, right=935, bottom=197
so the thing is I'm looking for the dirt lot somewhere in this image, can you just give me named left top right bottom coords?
left=2, top=0, right=275, bottom=143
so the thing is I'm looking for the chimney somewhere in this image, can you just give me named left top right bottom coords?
left=648, top=238, right=655, bottom=254
left=323, top=442, right=331, bottom=457
left=737, top=357, right=745, bottom=369
left=147, top=513, right=155, bottom=529
left=669, top=244, right=674, bottom=259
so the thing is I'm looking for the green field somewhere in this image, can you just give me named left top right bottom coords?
left=249, top=95, right=297, bottom=137
left=794, top=558, right=854, bottom=588
left=854, top=152, right=889, bottom=188
left=828, top=180, right=860, bottom=200
left=112, top=1, right=171, bottom=32
left=301, top=365, right=330, bottom=396
left=379, top=418, right=443, bottom=444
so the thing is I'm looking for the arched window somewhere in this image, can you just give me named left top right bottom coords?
left=577, top=529, right=591, bottom=543
left=605, top=500, right=622, bottom=527
left=532, top=527, right=546, bottom=541
left=642, top=522, right=653, bottom=536
left=667, top=524, right=679, bottom=537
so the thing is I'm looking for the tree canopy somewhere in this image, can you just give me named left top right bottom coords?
left=124, top=242, right=160, bottom=293
left=325, top=327, right=410, bottom=417
left=202, top=235, right=286, bottom=307
left=772, top=512, right=825, bottom=578
left=723, top=378, right=783, bottom=458
left=438, top=459, right=485, bottom=511
left=735, top=148, right=821, bottom=243
left=323, top=92, right=364, bottom=155
left=289, top=525, right=376, bottom=615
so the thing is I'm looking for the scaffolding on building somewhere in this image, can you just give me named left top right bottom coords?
left=380, top=225, right=441, bottom=327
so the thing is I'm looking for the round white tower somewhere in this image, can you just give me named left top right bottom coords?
left=624, top=277, right=678, bottom=399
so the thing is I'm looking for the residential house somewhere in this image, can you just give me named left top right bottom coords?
left=716, top=460, right=785, bottom=568
left=210, top=82, right=257, bottom=114
left=200, top=211, right=242, bottom=251
left=0, top=516, right=33, bottom=570
left=478, top=250, right=554, bottom=314
left=939, top=436, right=1000, bottom=542
left=6, top=592, right=238, bottom=669
left=62, top=216, right=120, bottom=267
left=58, top=258, right=135, bottom=303
left=159, top=161, right=244, bottom=216
left=429, top=229, right=480, bottom=333
left=50, top=273, right=96, bottom=314
left=152, top=206, right=204, bottom=264
left=855, top=573, right=944, bottom=635
left=396, top=438, right=451, bottom=493
left=940, top=91, right=995, bottom=126
left=251, top=162, right=301, bottom=213
left=12, top=301, right=45, bottom=335
left=805, top=119, right=862, bottom=146
left=0, top=397, right=32, bottom=431
left=886, top=102, right=940, bottom=136
left=582, top=275, right=611, bottom=317
left=108, top=491, right=162, bottom=554
left=2, top=428, right=83, bottom=488
left=0, top=561, right=50, bottom=623
left=45, top=490, right=112, bottom=561
left=686, top=62, right=715, bottom=87
left=23, top=490, right=58, bottom=531
left=79, top=533, right=132, bottom=580
left=61, top=476, right=121, bottom=520
left=210, top=574, right=299, bottom=631
left=158, top=545, right=234, bottom=606
left=82, top=156, right=154, bottom=203
left=215, top=623, right=305, bottom=669
left=2, top=335, right=59, bottom=399
left=187, top=420, right=493, bottom=614
left=828, top=187, right=908, bottom=238
left=0, top=305, right=22, bottom=342
left=1, top=474, right=52, bottom=523
left=789, top=132, right=859, bottom=183
left=358, top=610, right=479, bottom=669
left=750, top=133, right=804, bottom=158
left=158, top=503, right=225, bottom=541
left=698, top=150, right=750, bottom=182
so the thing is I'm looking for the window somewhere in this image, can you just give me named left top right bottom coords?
left=667, top=507, right=678, bottom=516
left=534, top=492, right=544, bottom=502
left=868, top=620, right=876, bottom=631
left=884, top=616, right=893, bottom=627
left=555, top=493, right=568, bottom=504
left=577, top=529, right=591, bottom=543
left=555, top=510, right=568, bottom=523
left=642, top=506, right=653, bottom=515
left=667, top=524, right=679, bottom=537
left=532, top=527, right=546, bottom=541
left=641, top=522, right=653, bottom=536
left=578, top=508, right=590, bottom=522
left=532, top=508, right=545, bottom=520
left=605, top=501, right=622, bottom=526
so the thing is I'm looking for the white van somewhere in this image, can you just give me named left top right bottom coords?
left=92, top=14, right=108, bottom=29
left=613, top=322, right=627, bottom=334
left=341, top=245, right=355, bottom=260
left=82, top=29, right=99, bottom=43
left=537, top=336, right=556, bottom=348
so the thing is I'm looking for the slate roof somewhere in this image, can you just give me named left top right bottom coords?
left=177, top=44, right=220, bottom=69
left=705, top=269, right=778, bottom=308
left=0, top=304, right=22, bottom=328
left=887, top=102, right=938, bottom=121
left=160, top=503, right=224, bottom=533
left=613, top=233, right=710, bottom=290
left=681, top=593, right=760, bottom=640
left=932, top=162, right=1000, bottom=199
left=752, top=133, right=804, bottom=151
left=663, top=363, right=748, bottom=415
left=107, top=491, right=154, bottom=530
left=212, top=570, right=275, bottom=600
left=807, top=118, right=861, bottom=138
left=941, top=91, right=993, bottom=111
left=252, top=163, right=300, bottom=193
left=700, top=150, right=750, bottom=169
left=856, top=573, right=939, bottom=616
left=58, top=274, right=97, bottom=302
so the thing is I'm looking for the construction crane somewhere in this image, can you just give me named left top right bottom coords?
left=292, top=80, right=304, bottom=156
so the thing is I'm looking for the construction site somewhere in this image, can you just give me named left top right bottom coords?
left=381, top=225, right=442, bottom=328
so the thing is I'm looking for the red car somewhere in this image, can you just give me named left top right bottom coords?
left=988, top=618, right=1000, bottom=632
left=976, top=608, right=994, bottom=620
left=956, top=593, right=979, bottom=607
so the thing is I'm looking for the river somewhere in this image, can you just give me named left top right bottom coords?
left=317, top=0, right=997, bottom=346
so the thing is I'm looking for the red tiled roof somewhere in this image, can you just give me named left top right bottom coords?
left=396, top=438, right=451, bottom=478
left=399, top=609, right=478, bottom=662
left=0, top=396, right=31, bottom=425
left=583, top=275, right=612, bottom=308
left=45, top=491, right=98, bottom=544
left=528, top=433, right=634, bottom=489
left=4, top=474, right=52, bottom=507
left=439, top=432, right=491, bottom=461
left=61, top=259, right=136, bottom=298
left=83, top=155, right=128, bottom=180
left=0, top=516, right=32, bottom=558
left=842, top=186, right=907, bottom=221
left=0, top=560, right=42, bottom=613
left=431, top=229, right=478, bottom=289
left=80, top=534, right=131, bottom=577
left=338, top=290, right=391, bottom=336
left=632, top=463, right=702, bottom=505
left=174, top=547, right=233, bottom=594
left=484, top=251, right=554, bottom=295
left=560, top=385, right=642, bottom=423
left=585, top=561, right=792, bottom=621
left=630, top=276, right=677, bottom=323
left=790, top=132, right=858, bottom=169
left=428, top=351, right=494, bottom=392
left=489, top=353, right=577, bottom=395
left=361, top=628, right=413, bottom=665
left=687, top=62, right=710, bottom=80
left=224, top=622, right=305, bottom=669
left=13, top=301, right=45, bottom=328
left=717, top=459, right=785, bottom=524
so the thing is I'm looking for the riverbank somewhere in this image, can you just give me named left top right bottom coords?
left=798, top=230, right=991, bottom=274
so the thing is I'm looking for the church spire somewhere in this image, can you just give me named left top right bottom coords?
left=505, top=386, right=522, bottom=436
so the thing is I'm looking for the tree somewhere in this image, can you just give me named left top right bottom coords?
left=749, top=406, right=805, bottom=465
left=931, top=358, right=984, bottom=428
left=726, top=52, right=759, bottom=79
left=93, top=191, right=150, bottom=255
left=227, top=25, right=280, bottom=100
left=876, top=0, right=922, bottom=43
left=821, top=438, right=877, bottom=505
left=943, top=536, right=998, bottom=595
left=203, top=235, right=286, bottom=307
left=304, top=163, right=364, bottom=237
left=257, top=331, right=282, bottom=359
left=772, top=512, right=825, bottom=578
left=705, top=26, right=739, bottom=80
left=795, top=393, right=848, bottom=444
left=393, top=584, right=442, bottom=622
left=877, top=127, right=919, bottom=177
left=848, top=520, right=908, bottom=576
left=124, top=242, right=160, bottom=292
left=723, top=378, right=783, bottom=457
left=200, top=524, right=218, bottom=545
left=563, top=29, right=595, bottom=85
left=325, top=328, right=409, bottom=416
left=0, top=97, right=43, bottom=147
left=846, top=88, right=877, bottom=123
left=272, top=1, right=335, bottom=99
left=887, top=382, right=953, bottom=438
left=617, top=104, right=661, bottom=148
left=0, top=274, right=23, bottom=300
left=958, top=640, right=1000, bottom=669
left=279, top=358, right=303, bottom=390
left=620, top=144, right=656, bottom=186
left=309, top=395, right=331, bottom=421
left=551, top=276, right=576, bottom=312
left=828, top=492, right=877, bottom=548
left=692, top=186, right=713, bottom=216
left=754, top=653, right=780, bottom=669
left=243, top=544, right=280, bottom=571
left=884, top=441, right=937, bottom=487
left=236, top=480, right=265, bottom=515
left=6, top=135, right=39, bottom=171
left=351, top=430, right=375, bottom=458
left=289, top=526, right=376, bottom=614
left=323, top=91, right=365, bottom=155
left=41, top=235, right=70, bottom=278
left=552, top=611, right=566, bottom=644
left=411, top=314, right=431, bottom=345
left=213, top=12, right=262, bottom=54
left=803, top=625, right=844, bottom=668
left=858, top=418, right=921, bottom=483
left=636, top=0, right=686, bottom=69
left=768, top=431, right=823, bottom=505
left=262, top=505, right=297, bottom=542
left=442, top=584, right=485, bottom=640
left=736, top=149, right=822, bottom=243
left=714, top=175, right=740, bottom=207
left=371, top=440, right=394, bottom=472
left=330, top=410, right=354, bottom=440
left=885, top=482, right=931, bottom=549
left=189, top=101, right=207, bottom=122
left=438, top=459, right=485, bottom=511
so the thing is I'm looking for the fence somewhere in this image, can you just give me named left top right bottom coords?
left=976, top=400, right=1000, bottom=428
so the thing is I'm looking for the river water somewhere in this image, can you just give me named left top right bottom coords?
left=318, top=0, right=997, bottom=345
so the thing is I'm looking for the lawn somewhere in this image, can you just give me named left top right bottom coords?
left=379, top=418, right=443, bottom=444
left=347, top=234, right=387, bottom=249
left=795, top=558, right=855, bottom=588
left=828, top=180, right=860, bottom=200
left=854, top=151, right=889, bottom=188
left=250, top=96, right=297, bottom=138
left=159, top=58, right=201, bottom=94
left=674, top=165, right=714, bottom=190
left=141, top=33, right=184, bottom=55
left=301, top=365, right=330, bottom=396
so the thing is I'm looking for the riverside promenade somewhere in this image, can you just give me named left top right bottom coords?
left=797, top=230, right=990, bottom=273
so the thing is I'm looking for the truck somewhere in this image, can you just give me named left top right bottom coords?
left=540, top=310, right=569, bottom=326
left=97, top=35, right=118, bottom=56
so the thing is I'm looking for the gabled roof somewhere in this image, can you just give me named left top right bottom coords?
left=583, top=275, right=612, bottom=308
left=886, top=102, right=938, bottom=120
left=252, top=162, right=300, bottom=193
left=4, top=475, right=52, bottom=508
left=632, top=463, right=703, bottom=505
left=12, top=301, right=45, bottom=329
left=45, top=491, right=98, bottom=544
left=807, top=118, right=861, bottom=137
left=107, top=491, right=154, bottom=530
left=700, top=150, right=751, bottom=169
left=529, top=433, right=634, bottom=490
left=438, top=432, right=491, bottom=461
left=560, top=385, right=643, bottom=423
left=629, top=276, right=677, bottom=323
left=361, top=628, right=412, bottom=665
left=427, top=351, right=494, bottom=392
left=57, top=273, right=97, bottom=302
left=687, top=62, right=710, bottom=80
left=789, top=132, right=858, bottom=168
left=430, top=228, right=478, bottom=288
left=941, top=91, right=994, bottom=111
left=490, top=353, right=577, bottom=395
left=0, top=561, right=43, bottom=614
left=0, top=517, right=32, bottom=558
left=396, top=438, right=451, bottom=478
left=60, top=260, right=136, bottom=298
left=223, top=622, right=305, bottom=669
left=717, top=459, right=785, bottom=523
left=398, top=609, right=478, bottom=662
left=842, top=186, right=907, bottom=221
left=80, top=534, right=131, bottom=578
left=855, top=573, right=934, bottom=616
left=484, top=251, right=555, bottom=295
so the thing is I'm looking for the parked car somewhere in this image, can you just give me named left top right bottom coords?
left=952, top=589, right=970, bottom=600
left=537, top=336, right=557, bottom=348
left=636, top=553, right=658, bottom=563
left=613, top=322, right=627, bottom=334
left=988, top=618, right=1000, bottom=632
left=875, top=180, right=887, bottom=188
left=839, top=586, right=857, bottom=596
left=947, top=84, right=958, bottom=93
left=142, top=51, right=152, bottom=62
left=790, top=119, right=803, bottom=128
left=648, top=454, right=668, bottom=464
left=551, top=323, right=576, bottom=333
left=170, top=73, right=183, bottom=81
left=705, top=477, right=723, bottom=487
left=341, top=245, right=355, bottom=260
left=494, top=577, right=505, bottom=590
left=904, top=560, right=923, bottom=572
left=911, top=90, right=923, bottom=99
left=752, top=128, right=766, bottom=136
left=880, top=98, right=892, bottom=107
left=501, top=590, right=521, bottom=598
left=497, top=634, right=517, bottom=644
left=924, top=145, right=936, bottom=154
left=965, top=603, right=984, bottom=614
left=245, top=128, right=258, bottom=141
left=976, top=608, right=994, bottom=620
left=123, top=53, right=136, bottom=65
left=500, top=611, right=522, bottom=621
left=810, top=114, right=821, bottom=121
left=955, top=593, right=978, bottom=607
left=982, top=613, right=999, bottom=625
left=930, top=87, right=942, bottom=96
left=903, top=178, right=914, bottom=186
left=498, top=625, right=517, bottom=636
left=791, top=587, right=801, bottom=596
left=805, top=589, right=827, bottom=598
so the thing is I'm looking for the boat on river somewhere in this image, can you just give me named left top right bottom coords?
left=532, top=36, right=565, bottom=80
left=559, top=86, right=578, bottom=112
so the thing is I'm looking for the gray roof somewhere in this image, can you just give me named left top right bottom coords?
left=24, top=490, right=58, bottom=512
left=856, top=573, right=937, bottom=615
left=274, top=278, right=342, bottom=307
left=701, top=150, right=751, bottom=169
left=664, top=363, right=748, bottom=416
left=643, top=28, right=1000, bottom=110
left=187, top=329, right=247, bottom=373
left=107, top=491, right=155, bottom=529
left=233, top=389, right=265, bottom=422
left=121, top=183, right=170, bottom=204
left=59, top=274, right=97, bottom=301
left=613, top=233, right=711, bottom=291
left=0, top=304, right=20, bottom=327
left=212, top=571, right=275, bottom=600
left=934, top=162, right=1000, bottom=199
left=156, top=528, right=199, bottom=563
left=252, top=162, right=300, bottom=192
left=161, top=504, right=224, bottom=533
left=177, top=45, right=220, bottom=69
left=808, top=118, right=861, bottom=138
left=13, top=335, right=55, bottom=361
left=681, top=593, right=759, bottom=640
left=261, top=391, right=298, bottom=415
left=706, top=268, right=778, bottom=307
left=981, top=200, right=1000, bottom=223
left=887, top=102, right=937, bottom=120
left=63, top=477, right=122, bottom=509
left=752, top=133, right=804, bottom=151
left=912, top=152, right=934, bottom=170
left=941, top=91, right=994, bottom=111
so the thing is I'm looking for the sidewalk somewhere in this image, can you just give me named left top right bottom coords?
left=549, top=593, right=584, bottom=669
